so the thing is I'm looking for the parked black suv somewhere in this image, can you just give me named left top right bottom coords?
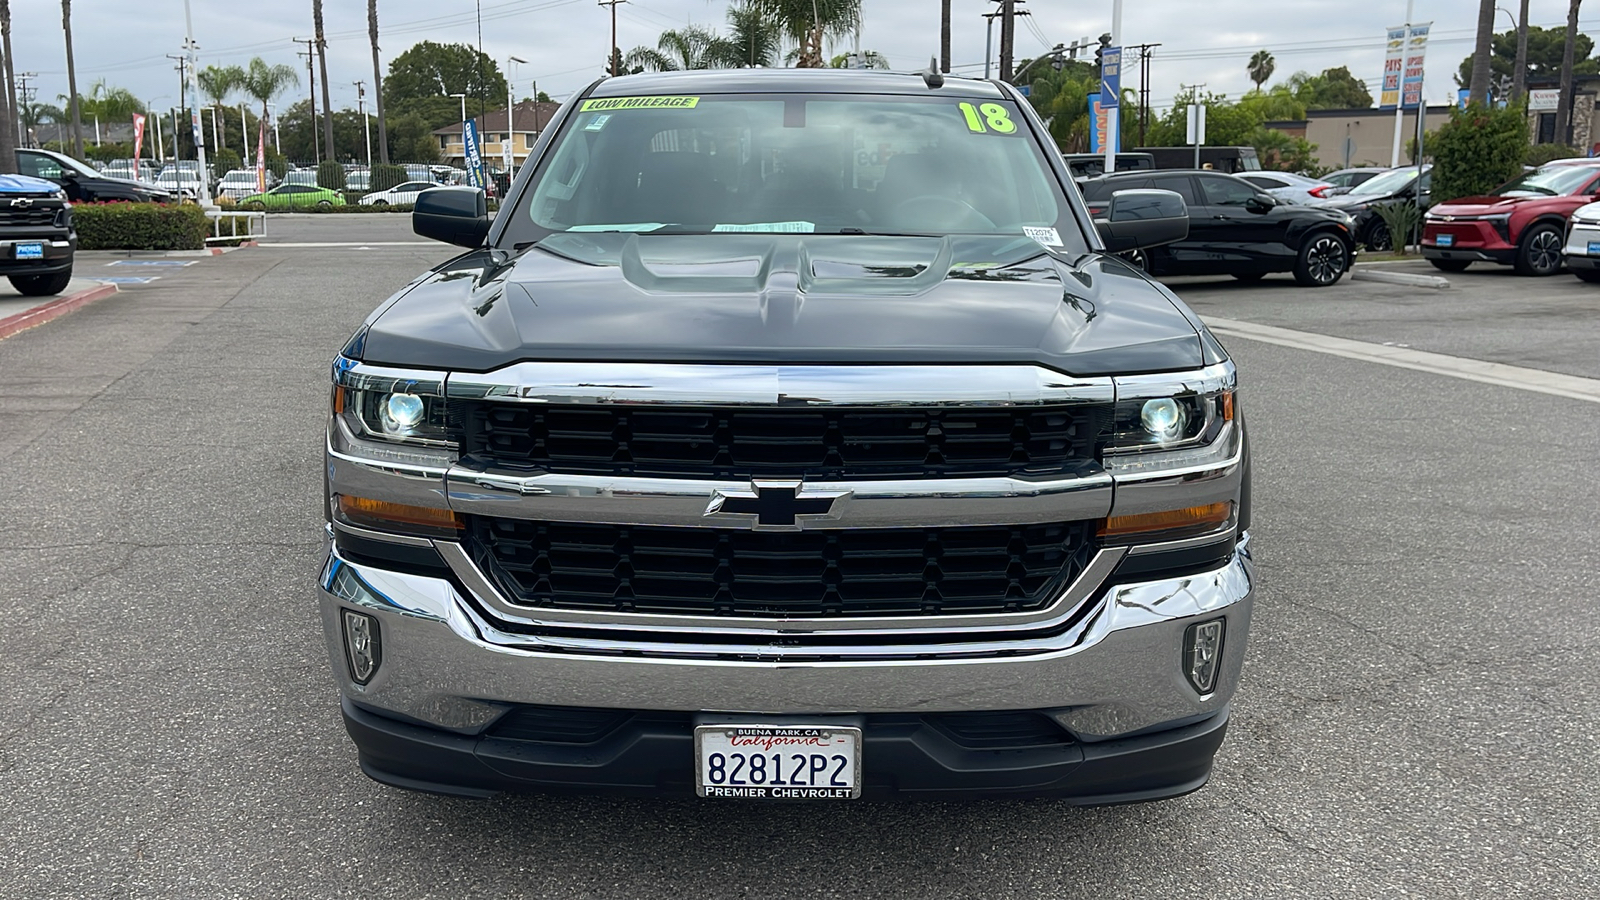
left=1080, top=169, right=1357, bottom=285
left=17, top=148, right=172, bottom=204
left=0, top=173, right=75, bottom=296
left=1316, top=165, right=1430, bottom=251
left=320, top=69, right=1255, bottom=805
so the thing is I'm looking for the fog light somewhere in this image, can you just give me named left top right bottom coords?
left=342, top=610, right=382, bottom=685
left=1183, top=618, right=1226, bottom=695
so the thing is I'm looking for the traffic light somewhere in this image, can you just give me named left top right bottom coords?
left=1095, top=33, right=1112, bottom=71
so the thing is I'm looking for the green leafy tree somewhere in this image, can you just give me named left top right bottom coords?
left=210, top=146, right=242, bottom=174
left=1431, top=102, right=1528, bottom=203
left=239, top=57, right=300, bottom=152
left=1288, top=67, right=1373, bottom=109
left=196, top=65, right=243, bottom=150
left=725, top=0, right=781, bottom=67
left=626, top=26, right=733, bottom=72
left=384, top=41, right=506, bottom=114
left=386, top=112, right=441, bottom=163
left=1248, top=50, right=1275, bottom=90
left=1454, top=26, right=1599, bottom=89
left=752, top=0, right=860, bottom=68
left=829, top=50, right=889, bottom=69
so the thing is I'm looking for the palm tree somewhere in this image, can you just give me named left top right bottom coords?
left=0, top=0, right=16, bottom=171
left=239, top=58, right=299, bottom=158
left=197, top=66, right=242, bottom=151
left=723, top=1, right=781, bottom=68
left=626, top=26, right=733, bottom=72
left=753, top=0, right=861, bottom=69
left=1555, top=0, right=1584, bottom=142
left=314, top=0, right=335, bottom=159
left=61, top=0, right=82, bottom=157
left=1511, top=0, right=1530, bottom=103
left=1468, top=0, right=1496, bottom=104
left=1247, top=50, right=1275, bottom=91
left=368, top=0, right=388, bottom=164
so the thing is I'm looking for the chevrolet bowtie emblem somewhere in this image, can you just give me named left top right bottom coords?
left=9, top=197, right=32, bottom=208
left=705, top=480, right=852, bottom=531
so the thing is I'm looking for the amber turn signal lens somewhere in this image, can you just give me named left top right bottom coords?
left=1097, top=502, right=1233, bottom=538
left=1220, top=390, right=1234, bottom=421
left=331, top=387, right=346, bottom=414
left=336, top=495, right=463, bottom=534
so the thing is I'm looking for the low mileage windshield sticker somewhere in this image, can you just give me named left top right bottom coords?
left=580, top=96, right=700, bottom=111
left=1023, top=226, right=1063, bottom=247
left=713, top=221, right=816, bottom=233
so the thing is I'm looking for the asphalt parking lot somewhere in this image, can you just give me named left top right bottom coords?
left=2, top=223, right=1598, bottom=898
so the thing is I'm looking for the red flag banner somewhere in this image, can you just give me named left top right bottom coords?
left=132, top=114, right=146, bottom=166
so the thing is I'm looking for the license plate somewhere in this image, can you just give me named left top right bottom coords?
left=15, top=242, right=42, bottom=259
left=1587, top=241, right=1600, bottom=255
left=1436, top=234, right=1453, bottom=247
left=695, top=725, right=862, bottom=799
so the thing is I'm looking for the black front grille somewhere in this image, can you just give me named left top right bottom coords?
left=0, top=205, right=57, bottom=228
left=451, top=401, right=1109, bottom=480
left=482, top=704, right=1074, bottom=750
left=467, top=517, right=1095, bottom=618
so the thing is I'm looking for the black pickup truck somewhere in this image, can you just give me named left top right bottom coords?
left=320, top=69, right=1255, bottom=804
left=0, top=174, right=75, bottom=296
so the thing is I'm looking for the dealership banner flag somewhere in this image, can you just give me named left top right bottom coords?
left=1379, top=25, right=1406, bottom=109
left=1401, top=23, right=1431, bottom=109
left=132, top=114, right=146, bottom=164
left=257, top=119, right=267, bottom=192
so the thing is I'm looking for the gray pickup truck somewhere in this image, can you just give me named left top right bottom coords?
left=320, top=68, right=1253, bottom=803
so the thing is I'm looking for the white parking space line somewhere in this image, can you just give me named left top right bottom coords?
left=1204, top=316, right=1600, bottom=404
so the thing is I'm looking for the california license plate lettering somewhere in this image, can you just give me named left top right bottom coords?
left=695, top=725, right=861, bottom=799
left=1436, top=234, right=1453, bottom=247
left=15, top=242, right=42, bottom=259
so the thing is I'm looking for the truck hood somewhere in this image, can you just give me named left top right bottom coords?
left=0, top=173, right=62, bottom=194
left=360, top=233, right=1207, bottom=377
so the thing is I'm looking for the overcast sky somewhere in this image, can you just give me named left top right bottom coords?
left=7, top=0, right=1597, bottom=118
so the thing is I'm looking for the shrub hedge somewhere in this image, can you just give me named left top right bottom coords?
left=73, top=202, right=208, bottom=251
left=371, top=163, right=407, bottom=192
left=1431, top=103, right=1528, bottom=204
left=317, top=160, right=346, bottom=191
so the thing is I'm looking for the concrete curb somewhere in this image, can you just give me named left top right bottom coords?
left=0, top=282, right=119, bottom=341
left=88, top=243, right=256, bottom=258
left=1350, top=267, right=1450, bottom=289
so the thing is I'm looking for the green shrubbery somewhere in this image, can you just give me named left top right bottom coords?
left=1524, top=142, right=1582, bottom=166
left=370, top=163, right=407, bottom=192
left=210, top=147, right=243, bottom=175
left=73, top=202, right=208, bottom=250
left=1431, top=103, right=1528, bottom=203
left=317, top=160, right=346, bottom=191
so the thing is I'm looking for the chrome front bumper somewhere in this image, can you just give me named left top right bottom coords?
left=318, top=534, right=1254, bottom=743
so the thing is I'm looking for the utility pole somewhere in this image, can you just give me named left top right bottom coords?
left=999, top=0, right=1016, bottom=82
left=506, top=55, right=525, bottom=180
left=599, top=0, right=626, bottom=76
left=1129, top=42, right=1161, bottom=147
left=16, top=72, right=36, bottom=148
left=983, top=7, right=1001, bottom=80
left=181, top=0, right=212, bottom=206
left=940, top=0, right=951, bottom=74
left=354, top=80, right=370, bottom=166
left=167, top=54, right=186, bottom=157
left=293, top=37, right=318, bottom=162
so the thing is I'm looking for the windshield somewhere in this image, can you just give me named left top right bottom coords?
left=1497, top=165, right=1600, bottom=196
left=511, top=93, right=1078, bottom=245
left=1350, top=168, right=1418, bottom=196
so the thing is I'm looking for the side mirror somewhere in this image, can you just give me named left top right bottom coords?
left=414, top=186, right=490, bottom=248
left=1244, top=194, right=1276, bottom=213
left=1095, top=188, right=1188, bottom=253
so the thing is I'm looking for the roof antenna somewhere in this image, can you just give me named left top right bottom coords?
left=922, top=56, right=945, bottom=89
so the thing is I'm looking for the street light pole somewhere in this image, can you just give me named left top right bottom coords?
left=182, top=0, right=213, bottom=206
left=355, top=80, right=371, bottom=167
left=506, top=55, right=526, bottom=179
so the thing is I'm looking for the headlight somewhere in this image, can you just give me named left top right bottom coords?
left=1107, top=367, right=1234, bottom=454
left=332, top=357, right=452, bottom=447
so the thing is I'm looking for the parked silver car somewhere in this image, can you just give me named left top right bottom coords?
left=1238, top=171, right=1336, bottom=205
